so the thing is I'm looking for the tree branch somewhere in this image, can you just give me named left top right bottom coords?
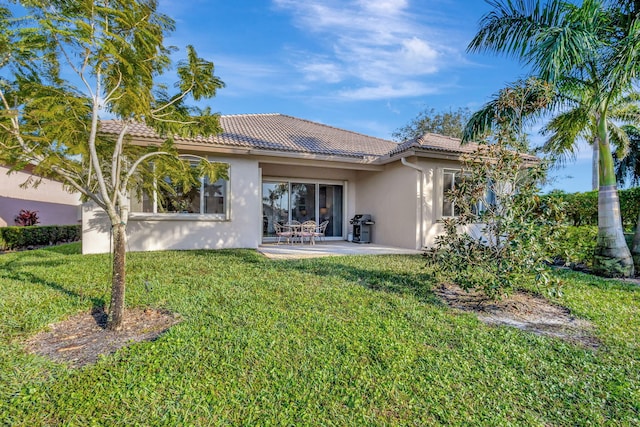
left=150, top=82, right=195, bottom=115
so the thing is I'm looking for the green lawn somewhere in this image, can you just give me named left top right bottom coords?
left=1, top=244, right=638, bottom=426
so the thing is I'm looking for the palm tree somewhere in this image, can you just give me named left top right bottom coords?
left=541, top=89, right=640, bottom=191
left=467, top=0, right=640, bottom=277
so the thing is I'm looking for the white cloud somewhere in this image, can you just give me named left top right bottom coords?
left=204, top=55, right=295, bottom=96
left=300, top=61, right=344, bottom=83
left=357, top=0, right=408, bottom=15
left=272, top=0, right=457, bottom=100
left=337, top=81, right=439, bottom=101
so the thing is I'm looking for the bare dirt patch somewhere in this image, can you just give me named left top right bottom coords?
left=25, top=308, right=181, bottom=367
left=434, top=283, right=600, bottom=349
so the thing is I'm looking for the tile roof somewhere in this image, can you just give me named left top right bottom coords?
left=387, top=132, right=480, bottom=157
left=100, top=114, right=503, bottom=161
left=100, top=114, right=398, bottom=159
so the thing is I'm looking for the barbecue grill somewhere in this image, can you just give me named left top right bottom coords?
left=349, top=214, right=375, bottom=243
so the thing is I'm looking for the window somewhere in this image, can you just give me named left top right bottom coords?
left=131, top=162, right=229, bottom=218
left=442, top=169, right=497, bottom=218
left=442, top=170, right=463, bottom=217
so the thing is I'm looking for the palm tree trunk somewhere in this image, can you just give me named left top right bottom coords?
left=107, top=222, right=127, bottom=330
left=593, top=118, right=634, bottom=277
left=595, top=184, right=634, bottom=276
left=592, top=140, right=599, bottom=190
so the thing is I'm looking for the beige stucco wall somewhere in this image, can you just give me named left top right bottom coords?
left=417, top=158, right=470, bottom=248
left=0, top=165, right=81, bottom=227
left=355, top=157, right=468, bottom=250
left=355, top=161, right=420, bottom=248
left=260, top=163, right=357, bottom=182
left=82, top=156, right=261, bottom=254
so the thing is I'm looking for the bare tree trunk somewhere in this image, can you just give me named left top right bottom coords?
left=107, top=222, right=127, bottom=330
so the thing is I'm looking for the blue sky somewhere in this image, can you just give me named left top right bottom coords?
left=163, top=1, right=592, bottom=192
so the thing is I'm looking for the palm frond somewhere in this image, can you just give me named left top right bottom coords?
left=540, top=106, right=591, bottom=163
left=614, top=125, right=640, bottom=186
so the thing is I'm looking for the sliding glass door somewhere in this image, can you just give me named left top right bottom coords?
left=262, top=181, right=344, bottom=239
left=291, top=183, right=316, bottom=223
left=319, top=184, right=343, bottom=238
left=262, top=182, right=289, bottom=237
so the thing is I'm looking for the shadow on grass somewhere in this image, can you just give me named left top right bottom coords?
left=41, top=242, right=82, bottom=255
left=0, top=255, right=105, bottom=312
left=553, top=267, right=640, bottom=293
left=188, top=248, right=268, bottom=264
left=284, top=256, right=441, bottom=305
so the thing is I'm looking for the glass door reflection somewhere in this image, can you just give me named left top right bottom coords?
left=262, top=182, right=289, bottom=237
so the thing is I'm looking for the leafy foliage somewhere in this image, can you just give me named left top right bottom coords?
left=541, top=188, right=640, bottom=230
left=425, top=142, right=565, bottom=298
left=0, top=1, right=228, bottom=328
left=547, top=225, right=599, bottom=267
left=13, top=209, right=39, bottom=226
left=615, top=124, right=640, bottom=186
left=468, top=0, right=640, bottom=277
left=426, top=79, right=564, bottom=298
left=392, top=106, right=471, bottom=141
left=0, top=224, right=80, bottom=250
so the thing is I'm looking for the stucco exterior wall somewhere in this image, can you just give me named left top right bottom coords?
left=355, top=157, right=468, bottom=250
left=0, top=165, right=81, bottom=227
left=259, top=163, right=357, bottom=182
left=417, top=158, right=468, bottom=248
left=355, top=162, right=419, bottom=248
left=82, top=156, right=261, bottom=254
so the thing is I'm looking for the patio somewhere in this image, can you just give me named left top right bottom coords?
left=258, top=241, right=423, bottom=260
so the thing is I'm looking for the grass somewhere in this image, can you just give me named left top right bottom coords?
left=1, top=243, right=639, bottom=426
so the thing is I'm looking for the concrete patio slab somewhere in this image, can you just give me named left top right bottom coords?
left=258, top=241, right=423, bottom=260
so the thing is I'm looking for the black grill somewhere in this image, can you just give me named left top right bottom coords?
left=350, top=214, right=375, bottom=243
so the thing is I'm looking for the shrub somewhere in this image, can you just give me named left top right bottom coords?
left=0, top=224, right=81, bottom=250
left=425, top=79, right=563, bottom=298
left=14, top=209, right=40, bottom=226
left=549, top=226, right=598, bottom=267
left=424, top=143, right=565, bottom=299
left=542, top=187, right=640, bottom=230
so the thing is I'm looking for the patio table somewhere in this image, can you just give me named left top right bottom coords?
left=284, top=223, right=302, bottom=244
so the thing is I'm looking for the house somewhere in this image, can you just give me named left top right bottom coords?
left=0, top=164, right=81, bottom=227
left=82, top=113, right=483, bottom=254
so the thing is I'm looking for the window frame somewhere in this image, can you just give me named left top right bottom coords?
left=441, top=169, right=495, bottom=219
left=129, top=161, right=230, bottom=221
left=441, top=169, right=463, bottom=218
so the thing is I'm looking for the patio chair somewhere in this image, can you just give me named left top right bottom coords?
left=274, top=222, right=294, bottom=245
left=313, top=220, right=329, bottom=242
left=299, top=220, right=317, bottom=245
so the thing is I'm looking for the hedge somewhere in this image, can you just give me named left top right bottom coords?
left=0, top=224, right=81, bottom=250
left=542, top=187, right=640, bottom=229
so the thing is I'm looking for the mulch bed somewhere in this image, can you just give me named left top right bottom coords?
left=24, top=308, right=181, bottom=368
left=434, top=283, right=601, bottom=349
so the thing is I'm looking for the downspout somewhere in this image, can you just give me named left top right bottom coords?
left=401, top=157, right=426, bottom=249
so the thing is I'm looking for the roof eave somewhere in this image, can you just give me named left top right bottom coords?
left=122, top=135, right=385, bottom=170
left=377, top=148, right=467, bottom=164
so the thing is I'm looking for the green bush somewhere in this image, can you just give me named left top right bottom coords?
left=543, top=188, right=640, bottom=229
left=546, top=226, right=636, bottom=269
left=0, top=224, right=81, bottom=250
left=549, top=226, right=598, bottom=267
